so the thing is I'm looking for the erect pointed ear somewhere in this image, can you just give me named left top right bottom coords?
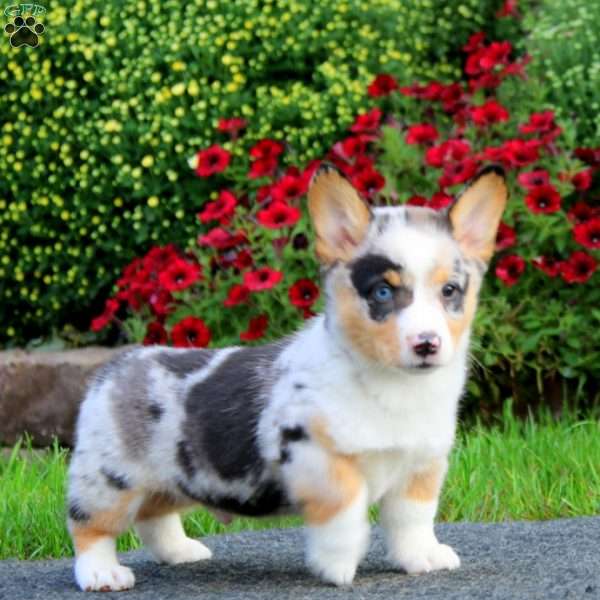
left=449, top=165, right=508, bottom=263
left=308, top=165, right=372, bottom=264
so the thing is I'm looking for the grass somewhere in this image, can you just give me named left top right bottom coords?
left=1, top=410, right=599, bottom=560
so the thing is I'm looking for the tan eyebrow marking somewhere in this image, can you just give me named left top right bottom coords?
left=383, top=269, right=402, bottom=287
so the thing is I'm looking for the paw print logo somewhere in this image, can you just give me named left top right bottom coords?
left=4, top=15, right=45, bottom=48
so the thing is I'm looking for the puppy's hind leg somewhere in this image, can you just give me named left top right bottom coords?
left=135, top=494, right=212, bottom=565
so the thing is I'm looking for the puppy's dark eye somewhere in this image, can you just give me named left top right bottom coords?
left=442, top=283, right=459, bottom=298
left=372, top=282, right=393, bottom=303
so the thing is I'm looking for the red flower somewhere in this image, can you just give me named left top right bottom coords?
left=470, top=100, right=509, bottom=127
left=567, top=202, right=597, bottom=224
left=466, top=41, right=512, bottom=75
left=560, top=251, right=597, bottom=284
left=532, top=256, right=561, bottom=278
left=270, top=174, right=308, bottom=203
left=367, top=74, right=398, bottom=97
left=495, top=254, right=526, bottom=286
left=91, top=298, right=119, bottom=332
left=195, top=145, right=231, bottom=177
left=519, top=111, right=556, bottom=135
left=149, top=289, right=174, bottom=317
left=240, top=314, right=268, bottom=342
left=331, top=134, right=377, bottom=160
left=223, top=284, right=250, bottom=307
left=439, top=158, right=478, bottom=187
left=257, top=201, right=301, bottom=229
left=440, top=84, right=465, bottom=113
left=425, top=139, right=471, bottom=168
left=485, top=139, right=539, bottom=169
left=217, top=117, right=247, bottom=135
left=406, top=195, right=428, bottom=207
left=517, top=169, right=550, bottom=189
left=501, top=54, right=531, bottom=79
left=198, top=190, right=237, bottom=225
left=198, top=228, right=247, bottom=250
left=574, top=147, right=600, bottom=168
left=496, top=222, right=517, bottom=250
left=143, top=322, right=168, bottom=346
left=288, top=279, right=320, bottom=309
left=406, top=124, right=439, bottom=145
left=243, top=267, right=283, bottom=291
left=350, top=108, right=382, bottom=133
left=171, top=317, right=211, bottom=348
left=524, top=184, right=561, bottom=214
left=497, top=0, right=519, bottom=17
left=159, top=259, right=202, bottom=292
left=249, top=139, right=285, bottom=161
left=573, top=217, right=600, bottom=249
left=144, top=245, right=179, bottom=272
left=248, top=157, right=278, bottom=179
left=428, top=192, right=453, bottom=211
left=571, top=169, right=593, bottom=191
left=463, top=32, right=486, bottom=53
left=352, top=169, right=385, bottom=198
left=232, top=248, right=253, bottom=270
left=421, top=81, right=445, bottom=101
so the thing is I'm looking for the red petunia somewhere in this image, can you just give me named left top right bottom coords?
left=223, top=284, right=250, bottom=307
left=406, top=123, right=439, bottom=145
left=484, top=139, right=539, bottom=169
left=171, top=316, right=211, bottom=348
left=567, top=202, right=597, bottom=224
left=497, top=0, right=519, bottom=18
left=573, top=147, right=600, bottom=168
left=198, top=228, right=247, bottom=250
left=288, top=279, right=320, bottom=309
left=232, top=248, right=253, bottom=270
left=257, top=201, right=301, bottom=229
left=524, top=184, right=561, bottom=214
left=149, top=289, right=174, bottom=317
left=440, top=83, right=466, bottom=113
left=573, top=217, right=600, bottom=249
left=496, top=222, right=517, bottom=250
left=143, top=321, right=168, bottom=346
left=532, top=256, right=561, bottom=278
left=438, top=158, right=478, bottom=187
left=560, top=251, right=597, bottom=284
left=248, top=157, right=278, bottom=179
left=243, top=267, right=283, bottom=291
left=463, top=32, right=486, bottom=53
left=144, top=245, right=179, bottom=272
left=91, top=298, right=119, bottom=332
left=198, top=190, right=237, bottom=225
left=367, top=74, right=398, bottom=97
left=159, top=259, right=202, bottom=292
left=406, top=195, right=428, bottom=207
left=349, top=108, right=382, bottom=133
left=571, top=169, right=593, bottom=191
left=428, top=192, right=453, bottom=211
left=425, top=139, right=471, bottom=168
left=495, top=254, right=526, bottom=286
left=519, top=111, right=556, bottom=135
left=517, top=169, right=550, bottom=189
left=470, top=100, right=509, bottom=127
left=331, top=134, right=377, bottom=161
left=270, top=174, right=308, bottom=203
left=352, top=169, right=385, bottom=198
left=217, top=117, right=247, bottom=136
left=240, top=314, right=268, bottom=342
left=195, top=145, right=231, bottom=177
left=249, top=139, right=285, bottom=161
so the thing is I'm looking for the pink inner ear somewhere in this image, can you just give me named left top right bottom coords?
left=337, top=226, right=357, bottom=249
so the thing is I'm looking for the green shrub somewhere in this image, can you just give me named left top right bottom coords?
left=523, top=0, right=600, bottom=146
left=0, top=0, right=506, bottom=346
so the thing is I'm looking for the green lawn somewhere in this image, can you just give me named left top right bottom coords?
left=1, top=411, right=598, bottom=560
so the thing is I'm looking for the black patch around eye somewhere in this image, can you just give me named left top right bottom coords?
left=350, top=254, right=400, bottom=296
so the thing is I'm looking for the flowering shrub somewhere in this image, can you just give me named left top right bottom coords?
left=0, top=0, right=500, bottom=346
left=94, top=25, right=599, bottom=413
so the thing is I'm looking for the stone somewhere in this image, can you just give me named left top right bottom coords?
left=0, top=346, right=133, bottom=447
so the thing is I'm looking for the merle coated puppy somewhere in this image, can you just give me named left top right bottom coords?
left=67, top=165, right=507, bottom=591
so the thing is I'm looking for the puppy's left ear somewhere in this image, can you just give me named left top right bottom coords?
left=308, top=165, right=372, bottom=264
left=449, top=165, right=508, bottom=263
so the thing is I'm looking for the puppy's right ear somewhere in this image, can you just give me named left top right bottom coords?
left=308, top=165, right=371, bottom=264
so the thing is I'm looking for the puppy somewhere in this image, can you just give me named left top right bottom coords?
left=67, top=164, right=507, bottom=591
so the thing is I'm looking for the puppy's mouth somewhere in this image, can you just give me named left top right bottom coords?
left=398, top=360, right=440, bottom=373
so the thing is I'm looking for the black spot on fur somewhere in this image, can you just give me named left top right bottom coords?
left=68, top=501, right=90, bottom=522
left=280, top=447, right=291, bottom=463
left=375, top=213, right=392, bottom=234
left=293, top=382, right=306, bottom=391
left=101, top=468, right=130, bottom=490
left=177, top=479, right=288, bottom=517
left=148, top=403, right=163, bottom=420
left=281, top=425, right=308, bottom=443
left=182, top=342, right=287, bottom=481
left=350, top=253, right=414, bottom=321
left=177, top=440, right=196, bottom=479
left=156, top=349, right=214, bottom=378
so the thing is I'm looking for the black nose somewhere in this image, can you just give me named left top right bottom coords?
left=412, top=332, right=441, bottom=357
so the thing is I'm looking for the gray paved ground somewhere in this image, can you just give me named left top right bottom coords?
left=1, top=518, right=598, bottom=600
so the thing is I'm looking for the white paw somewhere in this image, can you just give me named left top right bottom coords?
left=156, top=538, right=212, bottom=565
left=391, top=541, right=460, bottom=574
left=75, top=561, right=135, bottom=592
left=307, top=554, right=358, bottom=586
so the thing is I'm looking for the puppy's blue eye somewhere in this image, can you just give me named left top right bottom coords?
left=372, top=283, right=393, bottom=303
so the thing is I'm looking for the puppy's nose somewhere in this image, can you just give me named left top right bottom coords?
left=410, top=332, right=441, bottom=357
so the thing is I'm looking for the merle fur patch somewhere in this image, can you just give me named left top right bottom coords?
left=177, top=440, right=196, bottom=479
left=155, top=349, right=214, bottom=378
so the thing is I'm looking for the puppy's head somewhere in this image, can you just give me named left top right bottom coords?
left=308, top=164, right=507, bottom=371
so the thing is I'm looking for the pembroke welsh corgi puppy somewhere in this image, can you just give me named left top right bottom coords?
left=67, top=164, right=507, bottom=591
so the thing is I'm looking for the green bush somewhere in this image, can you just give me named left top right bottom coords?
left=523, top=0, right=600, bottom=146
left=0, top=0, right=505, bottom=346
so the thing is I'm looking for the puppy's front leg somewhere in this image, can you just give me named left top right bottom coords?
left=380, top=457, right=460, bottom=574
left=281, top=430, right=369, bottom=586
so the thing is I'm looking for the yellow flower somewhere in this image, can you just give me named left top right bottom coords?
left=171, top=82, right=185, bottom=96
left=141, top=155, right=154, bottom=168
left=147, top=196, right=159, bottom=208
left=104, top=119, right=122, bottom=133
